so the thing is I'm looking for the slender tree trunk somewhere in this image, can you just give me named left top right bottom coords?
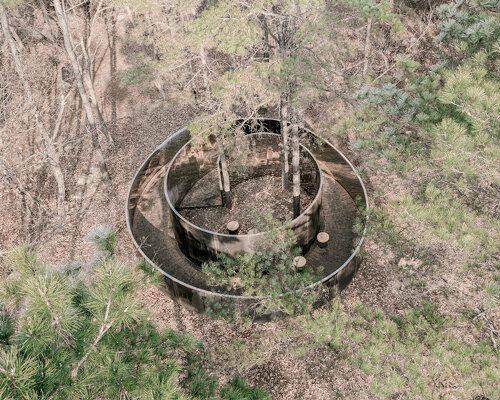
left=84, top=55, right=111, bottom=141
left=38, top=0, right=55, bottom=42
left=280, top=93, right=290, bottom=190
left=362, top=18, right=372, bottom=78
left=105, top=12, right=117, bottom=121
left=189, top=59, right=198, bottom=105
left=216, top=135, right=232, bottom=209
left=9, top=25, right=24, bottom=51
left=291, top=123, right=300, bottom=218
left=53, top=0, right=94, bottom=125
left=259, top=15, right=271, bottom=62
left=0, top=4, right=66, bottom=217
left=53, top=0, right=110, bottom=180
left=200, top=48, right=209, bottom=89
left=78, top=29, right=112, bottom=142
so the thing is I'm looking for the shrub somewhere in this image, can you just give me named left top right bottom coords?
left=202, top=214, right=324, bottom=320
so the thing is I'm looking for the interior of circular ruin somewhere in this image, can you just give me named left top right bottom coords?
left=174, top=133, right=320, bottom=234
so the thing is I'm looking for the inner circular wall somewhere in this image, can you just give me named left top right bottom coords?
left=164, top=132, right=323, bottom=265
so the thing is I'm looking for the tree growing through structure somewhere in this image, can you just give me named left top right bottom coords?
left=126, top=0, right=272, bottom=209
left=182, top=0, right=335, bottom=218
left=111, top=0, right=362, bottom=217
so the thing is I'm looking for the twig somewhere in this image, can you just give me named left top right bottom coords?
left=71, top=287, right=114, bottom=379
left=362, top=18, right=373, bottom=78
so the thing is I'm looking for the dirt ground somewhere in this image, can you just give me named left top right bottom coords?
left=15, top=100, right=490, bottom=399
left=180, top=173, right=314, bottom=233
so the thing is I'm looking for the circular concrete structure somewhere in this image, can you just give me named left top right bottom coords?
left=126, top=118, right=368, bottom=312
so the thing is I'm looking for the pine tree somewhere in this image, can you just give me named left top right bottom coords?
left=183, top=0, right=335, bottom=217
left=202, top=214, right=324, bottom=320
left=125, top=0, right=338, bottom=216
left=436, top=0, right=500, bottom=55
left=0, top=228, right=269, bottom=399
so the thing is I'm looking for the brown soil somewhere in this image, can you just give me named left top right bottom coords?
left=179, top=173, right=315, bottom=233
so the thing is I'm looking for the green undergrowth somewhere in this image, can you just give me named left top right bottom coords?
left=201, top=213, right=325, bottom=321
left=138, top=259, right=166, bottom=287
left=333, top=0, right=500, bottom=270
left=0, top=228, right=269, bottom=400
left=300, top=303, right=499, bottom=399
left=213, top=302, right=499, bottom=399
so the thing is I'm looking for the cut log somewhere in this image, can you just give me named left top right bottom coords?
left=317, top=232, right=330, bottom=248
left=293, top=256, right=306, bottom=271
left=227, top=221, right=239, bottom=234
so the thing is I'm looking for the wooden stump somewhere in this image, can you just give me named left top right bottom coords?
left=317, top=231, right=329, bottom=248
left=227, top=220, right=240, bottom=234
left=293, top=256, right=306, bottom=271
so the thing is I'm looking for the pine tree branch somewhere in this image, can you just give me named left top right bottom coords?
left=47, top=384, right=69, bottom=400
left=448, top=99, right=493, bottom=129
left=0, top=366, right=17, bottom=397
left=36, top=283, right=66, bottom=332
left=70, top=287, right=114, bottom=380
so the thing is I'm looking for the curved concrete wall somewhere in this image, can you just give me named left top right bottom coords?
left=164, top=133, right=322, bottom=264
left=125, top=118, right=369, bottom=312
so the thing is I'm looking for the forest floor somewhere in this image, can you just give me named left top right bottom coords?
left=1, top=8, right=498, bottom=400
left=19, top=99, right=495, bottom=399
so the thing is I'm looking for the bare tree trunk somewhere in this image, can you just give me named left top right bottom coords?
left=53, top=0, right=110, bottom=180
left=105, top=11, right=117, bottom=121
left=362, top=18, right=372, bottom=79
left=189, top=59, right=198, bottom=105
left=280, top=93, right=290, bottom=190
left=200, top=48, right=209, bottom=89
left=77, top=5, right=112, bottom=143
left=276, top=11, right=297, bottom=194
left=53, top=0, right=93, bottom=125
left=38, top=0, right=56, bottom=42
left=291, top=123, right=300, bottom=218
left=259, top=15, right=271, bottom=62
left=0, top=3, right=66, bottom=217
left=216, top=135, right=232, bottom=209
left=82, top=39, right=111, bottom=142
left=9, top=25, right=24, bottom=51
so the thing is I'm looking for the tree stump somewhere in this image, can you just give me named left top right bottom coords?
left=293, top=256, right=306, bottom=271
left=227, top=220, right=239, bottom=234
left=317, top=232, right=329, bottom=248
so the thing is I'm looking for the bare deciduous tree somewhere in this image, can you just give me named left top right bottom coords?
left=53, top=0, right=110, bottom=181
left=0, top=2, right=67, bottom=217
